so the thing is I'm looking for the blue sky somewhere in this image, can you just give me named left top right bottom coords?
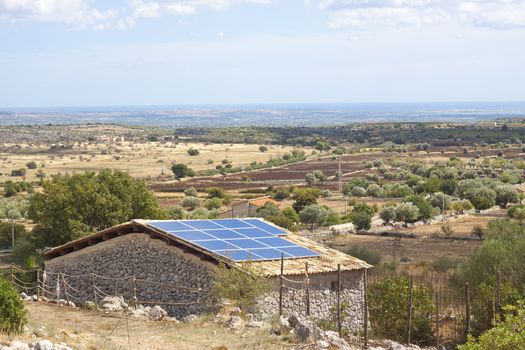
left=1, top=0, right=525, bottom=107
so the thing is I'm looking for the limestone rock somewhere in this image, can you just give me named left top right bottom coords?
left=99, top=296, right=128, bottom=312
left=315, top=339, right=330, bottom=349
left=182, top=314, right=198, bottom=323
left=227, top=316, right=244, bottom=332
left=294, top=322, right=311, bottom=342
left=8, top=340, right=30, bottom=350
left=278, top=315, right=290, bottom=329
left=19, top=292, right=31, bottom=301
left=33, top=339, right=54, bottom=350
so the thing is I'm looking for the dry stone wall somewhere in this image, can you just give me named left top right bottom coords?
left=44, top=233, right=215, bottom=318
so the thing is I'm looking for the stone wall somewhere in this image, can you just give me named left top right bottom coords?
left=44, top=233, right=367, bottom=329
left=256, top=270, right=366, bottom=332
left=44, top=233, right=216, bottom=318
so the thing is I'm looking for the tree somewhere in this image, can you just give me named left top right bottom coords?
left=207, top=187, right=227, bottom=199
left=314, top=141, right=331, bottom=152
left=395, top=202, right=420, bottom=226
left=181, top=196, right=200, bottom=210
left=184, top=187, right=198, bottom=197
left=299, top=204, right=327, bottom=230
left=494, top=184, right=519, bottom=208
left=351, top=211, right=371, bottom=231
left=469, top=187, right=497, bottom=211
left=0, top=198, right=29, bottom=249
left=28, top=170, right=166, bottom=248
left=305, top=173, right=317, bottom=186
left=508, top=205, right=525, bottom=225
left=292, top=188, right=320, bottom=213
left=282, top=207, right=299, bottom=223
left=404, top=195, right=435, bottom=221
left=367, top=184, right=383, bottom=198
left=171, top=163, right=195, bottom=179
left=25, top=161, right=37, bottom=169
left=204, top=197, right=223, bottom=210
left=312, top=170, right=327, bottom=183
left=256, top=202, right=281, bottom=218
left=379, top=205, right=396, bottom=224
left=258, top=145, right=268, bottom=152
left=187, top=148, right=200, bottom=156
left=472, top=225, right=485, bottom=240
left=168, top=205, right=186, bottom=219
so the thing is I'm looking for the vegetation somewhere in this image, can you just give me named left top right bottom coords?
left=346, top=245, right=381, bottom=265
left=0, top=277, right=27, bottom=334
left=211, top=263, right=271, bottom=310
left=28, top=170, right=166, bottom=248
left=369, top=276, right=434, bottom=344
left=171, top=163, right=196, bottom=179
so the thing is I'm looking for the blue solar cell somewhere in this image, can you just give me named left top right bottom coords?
left=215, top=250, right=261, bottom=262
left=233, top=228, right=274, bottom=238
left=243, top=219, right=286, bottom=235
left=202, top=229, right=245, bottom=239
left=247, top=248, right=285, bottom=260
left=148, top=221, right=192, bottom=231
left=211, top=219, right=253, bottom=229
left=194, top=240, right=238, bottom=251
left=256, top=237, right=295, bottom=248
left=169, top=230, right=215, bottom=241
left=280, top=246, right=320, bottom=258
left=180, top=220, right=223, bottom=230
left=227, top=239, right=267, bottom=249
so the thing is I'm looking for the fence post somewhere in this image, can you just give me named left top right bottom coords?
left=10, top=265, right=14, bottom=284
left=36, top=270, right=41, bottom=299
left=132, top=275, right=138, bottom=309
left=363, top=269, right=369, bottom=349
left=279, top=253, right=284, bottom=317
left=496, top=270, right=501, bottom=323
left=465, top=283, right=471, bottom=339
left=405, top=275, right=414, bottom=346
left=91, top=273, right=98, bottom=308
left=435, top=291, right=440, bottom=348
left=61, top=274, right=70, bottom=306
left=305, top=262, right=310, bottom=317
left=337, top=264, right=341, bottom=338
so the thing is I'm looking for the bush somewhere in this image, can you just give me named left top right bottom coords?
left=258, top=145, right=268, bottom=152
left=351, top=211, right=371, bottom=231
left=187, top=148, right=200, bottom=156
left=204, top=198, right=223, bottom=210
left=211, top=263, right=271, bottom=310
left=171, top=163, right=195, bottom=179
left=0, top=277, right=27, bottom=334
left=431, top=256, right=460, bottom=272
left=369, top=277, right=434, bottom=344
left=184, top=187, right=198, bottom=197
left=458, top=303, right=525, bottom=350
left=346, top=245, right=381, bottom=265
left=25, top=161, right=37, bottom=169
left=181, top=196, right=200, bottom=210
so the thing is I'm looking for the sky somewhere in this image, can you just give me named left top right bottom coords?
left=1, top=0, right=525, bottom=107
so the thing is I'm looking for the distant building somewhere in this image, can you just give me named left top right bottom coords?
left=43, top=219, right=371, bottom=330
left=222, top=196, right=281, bottom=218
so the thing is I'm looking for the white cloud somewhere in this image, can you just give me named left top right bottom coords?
left=132, top=1, right=161, bottom=18
left=459, top=0, right=525, bottom=29
left=322, top=0, right=525, bottom=29
left=0, top=0, right=117, bottom=29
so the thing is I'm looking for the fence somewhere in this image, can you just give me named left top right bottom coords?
left=1, top=263, right=503, bottom=349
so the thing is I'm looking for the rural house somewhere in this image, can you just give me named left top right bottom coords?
left=221, top=196, right=281, bottom=218
left=43, top=218, right=371, bottom=330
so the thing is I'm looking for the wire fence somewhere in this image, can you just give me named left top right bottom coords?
left=0, top=263, right=501, bottom=349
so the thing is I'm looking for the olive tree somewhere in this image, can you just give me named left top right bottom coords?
left=299, top=204, right=328, bottom=230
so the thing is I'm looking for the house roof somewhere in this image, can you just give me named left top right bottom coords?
left=43, top=219, right=371, bottom=276
left=247, top=197, right=280, bottom=208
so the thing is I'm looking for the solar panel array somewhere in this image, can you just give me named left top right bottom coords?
left=145, top=218, right=320, bottom=262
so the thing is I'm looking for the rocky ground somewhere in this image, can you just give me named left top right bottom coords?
left=3, top=294, right=443, bottom=350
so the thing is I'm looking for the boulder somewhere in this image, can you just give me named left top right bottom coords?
left=315, top=339, right=330, bottom=349
left=324, top=330, right=351, bottom=350
left=19, top=293, right=31, bottom=301
left=148, top=305, right=168, bottom=320
left=278, top=315, right=290, bottom=329
left=33, top=340, right=54, bottom=350
left=98, top=296, right=128, bottom=312
left=182, top=314, right=198, bottom=323
left=294, top=323, right=311, bottom=342
left=247, top=320, right=265, bottom=328
left=8, top=340, right=30, bottom=350
left=226, top=316, right=244, bottom=333
left=288, top=315, right=300, bottom=328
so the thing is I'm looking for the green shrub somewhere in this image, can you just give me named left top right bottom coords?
left=369, top=277, right=434, bottom=344
left=0, top=277, right=27, bottom=334
left=458, top=303, right=525, bottom=350
left=346, top=245, right=381, bottom=265
left=211, top=263, right=271, bottom=310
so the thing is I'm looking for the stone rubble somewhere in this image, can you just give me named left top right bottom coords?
left=0, top=340, right=72, bottom=350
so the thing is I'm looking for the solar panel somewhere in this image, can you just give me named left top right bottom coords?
left=145, top=219, right=320, bottom=262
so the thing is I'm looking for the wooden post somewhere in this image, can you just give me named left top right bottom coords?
left=435, top=291, right=440, bottom=348
left=305, top=262, right=310, bottom=317
left=337, top=264, right=341, bottom=338
left=496, top=270, right=501, bottom=322
left=465, top=283, right=471, bottom=339
left=405, top=275, right=414, bottom=346
left=10, top=265, right=14, bottom=284
left=61, top=274, right=70, bottom=306
left=279, top=253, right=284, bottom=317
left=91, top=273, right=98, bottom=308
left=132, top=275, right=138, bottom=309
left=363, top=269, right=369, bottom=349
left=36, top=270, right=41, bottom=299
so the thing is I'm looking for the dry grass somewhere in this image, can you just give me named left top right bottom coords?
left=0, top=142, right=300, bottom=182
left=0, top=302, right=290, bottom=350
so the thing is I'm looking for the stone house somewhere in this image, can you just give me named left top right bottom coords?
left=220, top=196, right=281, bottom=218
left=43, top=219, right=371, bottom=330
